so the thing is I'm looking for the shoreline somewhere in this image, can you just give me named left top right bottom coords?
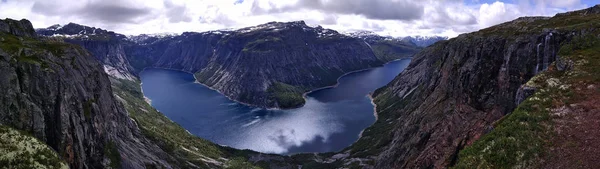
left=301, top=58, right=410, bottom=99
left=139, top=66, right=276, bottom=110
left=358, top=93, right=379, bottom=139
left=140, top=58, right=410, bottom=111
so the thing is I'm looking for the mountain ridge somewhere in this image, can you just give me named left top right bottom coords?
left=352, top=4, right=600, bottom=168
left=2, top=5, right=599, bottom=168
left=36, top=20, right=423, bottom=109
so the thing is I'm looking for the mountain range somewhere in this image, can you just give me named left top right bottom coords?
left=1, top=4, right=600, bottom=169
left=36, top=21, right=422, bottom=109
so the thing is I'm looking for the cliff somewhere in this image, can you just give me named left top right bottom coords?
left=2, top=4, right=600, bottom=169
left=37, top=21, right=422, bottom=109
left=344, top=5, right=600, bottom=168
left=0, top=18, right=176, bottom=168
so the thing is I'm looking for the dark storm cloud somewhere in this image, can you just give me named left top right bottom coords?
left=164, top=0, right=192, bottom=23
left=79, top=4, right=152, bottom=23
left=253, top=0, right=424, bottom=21
left=31, top=0, right=154, bottom=24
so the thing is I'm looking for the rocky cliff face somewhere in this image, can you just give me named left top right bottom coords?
left=37, top=23, right=136, bottom=80
left=0, top=19, right=175, bottom=169
left=38, top=21, right=421, bottom=109
left=4, top=5, right=599, bottom=169
left=193, top=21, right=388, bottom=108
left=347, top=5, right=600, bottom=168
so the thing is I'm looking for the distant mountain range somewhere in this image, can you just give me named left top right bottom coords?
left=345, top=30, right=448, bottom=47
left=2, top=4, right=600, bottom=168
left=35, top=21, right=426, bottom=109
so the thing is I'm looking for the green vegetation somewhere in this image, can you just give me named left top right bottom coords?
left=454, top=28, right=600, bottom=168
left=350, top=85, right=422, bottom=158
left=83, top=99, right=95, bottom=119
left=0, top=32, right=75, bottom=73
left=371, top=40, right=420, bottom=62
left=110, top=77, right=262, bottom=168
left=242, top=37, right=282, bottom=53
left=476, top=7, right=600, bottom=38
left=104, top=141, right=121, bottom=169
left=225, top=157, right=261, bottom=169
left=267, top=82, right=305, bottom=109
left=0, top=125, right=68, bottom=169
left=453, top=88, right=552, bottom=168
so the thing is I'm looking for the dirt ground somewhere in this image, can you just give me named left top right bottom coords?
left=544, top=83, right=600, bottom=169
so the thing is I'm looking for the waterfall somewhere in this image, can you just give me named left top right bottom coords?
left=542, top=33, right=553, bottom=70
left=535, top=43, right=542, bottom=74
left=515, top=85, right=536, bottom=106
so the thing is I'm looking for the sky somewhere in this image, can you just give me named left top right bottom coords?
left=0, top=0, right=597, bottom=37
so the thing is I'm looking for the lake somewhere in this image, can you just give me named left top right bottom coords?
left=140, top=59, right=411, bottom=154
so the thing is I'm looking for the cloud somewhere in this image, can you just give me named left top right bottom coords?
left=0, top=0, right=593, bottom=37
left=478, top=1, right=523, bottom=28
left=31, top=0, right=155, bottom=24
left=164, top=0, right=192, bottom=23
left=252, top=0, right=424, bottom=21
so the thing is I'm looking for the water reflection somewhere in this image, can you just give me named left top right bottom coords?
left=140, top=59, right=411, bottom=154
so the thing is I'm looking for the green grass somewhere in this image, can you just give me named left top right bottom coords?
left=0, top=32, right=72, bottom=73
left=453, top=90, right=552, bottom=169
left=453, top=27, right=600, bottom=168
left=225, top=157, right=261, bottom=169
left=267, top=82, right=305, bottom=109
left=475, top=8, right=600, bottom=38
left=349, top=85, right=423, bottom=158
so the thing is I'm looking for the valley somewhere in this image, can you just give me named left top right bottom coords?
left=140, top=59, right=411, bottom=155
left=1, top=4, right=600, bottom=169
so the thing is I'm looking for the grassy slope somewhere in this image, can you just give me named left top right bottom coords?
left=0, top=126, right=68, bottom=169
left=0, top=32, right=87, bottom=169
left=370, top=40, right=421, bottom=62
left=110, top=78, right=261, bottom=168
left=454, top=18, right=600, bottom=168
left=267, top=82, right=306, bottom=109
left=1, top=29, right=262, bottom=169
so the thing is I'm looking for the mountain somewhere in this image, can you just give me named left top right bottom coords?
left=0, top=19, right=174, bottom=168
left=2, top=18, right=283, bottom=169
left=345, top=31, right=423, bottom=62
left=344, top=5, right=600, bottom=168
left=345, top=31, right=448, bottom=48
left=3, top=4, right=600, bottom=169
left=37, top=21, right=421, bottom=109
left=400, top=36, right=448, bottom=47
left=36, top=23, right=136, bottom=80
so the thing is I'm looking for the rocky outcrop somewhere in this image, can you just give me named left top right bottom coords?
left=0, top=19, right=174, bottom=169
left=3, top=4, right=600, bottom=169
left=350, top=5, right=600, bottom=168
left=37, top=23, right=136, bottom=80
left=0, top=18, right=36, bottom=38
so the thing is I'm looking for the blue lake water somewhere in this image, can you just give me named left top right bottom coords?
left=140, top=59, right=411, bottom=154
